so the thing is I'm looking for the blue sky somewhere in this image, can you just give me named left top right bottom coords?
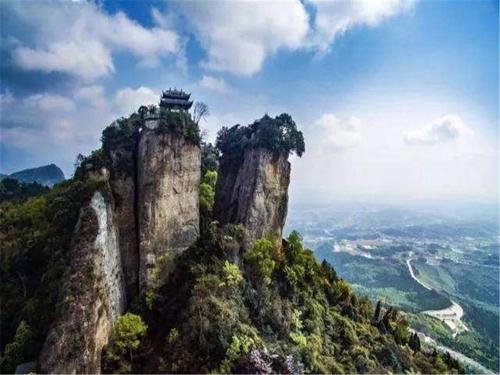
left=0, top=0, right=498, bottom=202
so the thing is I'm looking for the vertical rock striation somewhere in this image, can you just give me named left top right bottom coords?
left=214, top=148, right=290, bottom=248
left=105, top=133, right=140, bottom=302
left=39, top=191, right=125, bottom=374
left=137, top=127, right=201, bottom=292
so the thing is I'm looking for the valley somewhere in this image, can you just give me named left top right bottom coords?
left=285, top=201, right=499, bottom=372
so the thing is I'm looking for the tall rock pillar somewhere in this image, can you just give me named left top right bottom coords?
left=214, top=148, right=291, bottom=248
left=137, top=125, right=201, bottom=292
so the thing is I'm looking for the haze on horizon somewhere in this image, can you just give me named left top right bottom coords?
left=0, top=0, right=498, bottom=204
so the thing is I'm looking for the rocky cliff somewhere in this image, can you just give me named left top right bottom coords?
left=39, top=109, right=201, bottom=372
left=214, top=148, right=290, bottom=248
left=39, top=190, right=125, bottom=374
left=137, top=126, right=200, bottom=292
left=105, top=131, right=140, bottom=302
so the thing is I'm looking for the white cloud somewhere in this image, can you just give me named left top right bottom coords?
left=315, top=113, right=362, bottom=149
left=7, top=2, right=180, bottom=81
left=0, top=86, right=162, bottom=175
left=24, top=93, right=76, bottom=112
left=14, top=41, right=114, bottom=81
left=0, top=90, right=14, bottom=106
left=173, top=0, right=414, bottom=75
left=404, top=114, right=467, bottom=145
left=5, top=1, right=416, bottom=79
left=75, top=85, right=107, bottom=109
left=113, top=86, right=159, bottom=116
left=176, top=0, right=309, bottom=75
left=199, top=75, right=230, bottom=93
left=307, top=0, right=416, bottom=51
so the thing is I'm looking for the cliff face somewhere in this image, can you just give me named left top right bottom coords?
left=39, top=191, right=125, bottom=374
left=214, top=148, right=290, bottom=248
left=38, top=114, right=202, bottom=373
left=137, top=127, right=201, bottom=291
left=106, top=135, right=139, bottom=302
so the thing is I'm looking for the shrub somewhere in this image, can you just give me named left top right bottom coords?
left=244, top=238, right=277, bottom=287
left=158, top=110, right=201, bottom=146
left=216, top=113, right=305, bottom=158
left=0, top=321, right=35, bottom=373
left=102, top=313, right=147, bottom=373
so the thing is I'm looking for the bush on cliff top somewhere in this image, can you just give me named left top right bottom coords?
left=158, top=110, right=201, bottom=146
left=216, top=113, right=305, bottom=158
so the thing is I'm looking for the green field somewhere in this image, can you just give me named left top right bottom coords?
left=314, top=249, right=451, bottom=312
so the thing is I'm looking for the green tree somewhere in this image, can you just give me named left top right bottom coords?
left=102, top=313, right=147, bottom=373
left=244, top=238, right=276, bottom=287
left=0, top=321, right=35, bottom=373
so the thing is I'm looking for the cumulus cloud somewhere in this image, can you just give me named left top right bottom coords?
left=113, top=86, right=159, bottom=116
left=404, top=114, right=467, bottom=145
left=3, top=1, right=416, bottom=79
left=176, top=0, right=309, bottom=75
left=173, top=0, right=415, bottom=75
left=13, top=41, right=114, bottom=81
left=24, top=93, right=76, bottom=112
left=199, top=75, right=230, bottom=93
left=315, top=113, right=362, bottom=149
left=308, top=0, right=416, bottom=51
left=75, top=85, right=107, bottom=109
left=0, top=85, right=164, bottom=174
left=5, top=2, right=180, bottom=81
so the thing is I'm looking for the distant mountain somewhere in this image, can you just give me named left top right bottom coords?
left=4, top=164, right=65, bottom=186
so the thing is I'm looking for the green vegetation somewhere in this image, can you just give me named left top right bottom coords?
left=129, top=228, right=462, bottom=373
left=316, top=250, right=451, bottom=312
left=74, top=149, right=106, bottom=180
left=0, top=103, right=466, bottom=373
left=158, top=109, right=201, bottom=146
left=0, top=178, right=49, bottom=202
left=216, top=113, right=305, bottom=158
left=199, top=170, right=217, bottom=215
left=199, top=144, right=218, bottom=228
left=0, top=321, right=36, bottom=373
left=102, top=313, right=148, bottom=374
left=201, top=142, right=219, bottom=175
left=412, top=259, right=499, bottom=371
left=0, top=178, right=102, bottom=373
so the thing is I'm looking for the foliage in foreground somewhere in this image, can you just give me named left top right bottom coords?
left=102, top=313, right=148, bottom=374
left=109, top=226, right=463, bottom=374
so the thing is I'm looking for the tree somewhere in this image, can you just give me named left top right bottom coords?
left=0, top=321, right=35, bottom=373
left=193, top=102, right=210, bottom=124
left=138, top=105, right=148, bottom=118
left=102, top=313, right=147, bottom=373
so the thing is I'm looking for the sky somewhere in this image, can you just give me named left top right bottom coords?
left=0, top=0, right=498, bottom=204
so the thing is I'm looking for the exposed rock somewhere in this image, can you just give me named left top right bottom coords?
left=106, top=134, right=140, bottom=302
left=214, top=148, right=290, bottom=249
left=137, top=128, right=200, bottom=292
left=39, top=191, right=125, bottom=374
